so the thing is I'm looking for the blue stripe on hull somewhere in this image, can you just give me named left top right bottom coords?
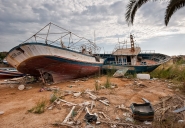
left=128, top=65, right=159, bottom=73
left=45, top=56, right=103, bottom=67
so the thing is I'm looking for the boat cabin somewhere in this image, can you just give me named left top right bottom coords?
left=113, top=47, right=141, bottom=65
left=111, top=34, right=141, bottom=66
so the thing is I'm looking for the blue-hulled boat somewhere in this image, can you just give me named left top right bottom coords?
left=100, top=35, right=171, bottom=73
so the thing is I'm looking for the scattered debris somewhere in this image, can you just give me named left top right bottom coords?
left=173, top=106, right=185, bottom=113
left=63, top=106, right=76, bottom=124
left=39, top=86, right=60, bottom=92
left=178, top=120, right=184, bottom=123
left=143, top=121, right=152, bottom=125
left=142, top=98, right=150, bottom=103
left=85, top=113, right=97, bottom=123
left=130, top=102, right=154, bottom=121
left=73, top=92, right=81, bottom=97
left=99, top=99, right=110, bottom=106
left=113, top=68, right=129, bottom=78
left=0, top=80, right=20, bottom=85
left=68, top=85, right=77, bottom=88
left=74, top=107, right=84, bottom=122
left=94, top=113, right=101, bottom=124
left=125, top=117, right=134, bottom=122
left=90, top=101, right=95, bottom=110
left=25, top=86, right=32, bottom=90
left=111, top=83, right=118, bottom=88
left=60, top=99, right=77, bottom=106
left=98, top=112, right=110, bottom=120
left=85, top=107, right=97, bottom=123
left=79, top=101, right=91, bottom=107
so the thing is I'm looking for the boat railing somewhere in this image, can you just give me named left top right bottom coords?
left=113, top=44, right=140, bottom=53
left=104, top=51, right=113, bottom=54
left=140, top=50, right=155, bottom=54
left=21, top=22, right=101, bottom=54
left=105, top=61, right=131, bottom=65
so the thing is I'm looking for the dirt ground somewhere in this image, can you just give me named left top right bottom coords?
left=0, top=76, right=176, bottom=128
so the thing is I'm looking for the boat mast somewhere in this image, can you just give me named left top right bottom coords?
left=130, top=34, right=135, bottom=52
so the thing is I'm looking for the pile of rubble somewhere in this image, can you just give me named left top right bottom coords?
left=152, top=94, right=185, bottom=127
left=49, top=88, right=151, bottom=128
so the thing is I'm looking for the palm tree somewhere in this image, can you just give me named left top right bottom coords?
left=125, top=0, right=185, bottom=26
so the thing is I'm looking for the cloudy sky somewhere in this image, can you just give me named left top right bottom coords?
left=0, top=0, right=185, bottom=55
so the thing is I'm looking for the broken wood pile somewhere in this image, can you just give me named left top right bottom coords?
left=153, top=94, right=185, bottom=127
left=48, top=88, right=155, bottom=128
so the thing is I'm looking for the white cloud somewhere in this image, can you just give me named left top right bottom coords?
left=0, top=0, right=185, bottom=55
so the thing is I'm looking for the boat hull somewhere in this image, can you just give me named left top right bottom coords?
left=17, top=55, right=101, bottom=81
left=100, top=53, right=171, bottom=73
left=0, top=70, right=24, bottom=79
left=102, top=64, right=159, bottom=74
left=6, top=43, right=104, bottom=83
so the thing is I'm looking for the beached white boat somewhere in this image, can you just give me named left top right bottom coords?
left=6, top=23, right=104, bottom=83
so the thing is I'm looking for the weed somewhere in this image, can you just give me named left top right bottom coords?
left=50, top=90, right=63, bottom=103
left=124, top=72, right=136, bottom=79
left=28, top=98, right=47, bottom=114
left=104, top=76, right=111, bottom=88
left=50, top=94, right=57, bottom=103
left=150, top=64, right=185, bottom=81
left=94, top=81, right=100, bottom=91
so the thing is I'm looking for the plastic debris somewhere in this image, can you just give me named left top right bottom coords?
left=144, top=121, right=152, bottom=125
left=73, top=92, right=81, bottom=97
left=125, top=117, right=134, bottom=122
left=178, top=120, right=184, bottom=123
left=85, top=113, right=97, bottom=123
left=173, top=107, right=185, bottom=113
left=113, top=68, right=129, bottom=78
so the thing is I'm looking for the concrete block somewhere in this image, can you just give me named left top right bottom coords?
left=136, top=74, right=150, bottom=80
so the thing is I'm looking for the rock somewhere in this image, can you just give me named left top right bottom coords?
left=18, top=85, right=25, bottom=90
left=111, top=124, right=117, bottom=128
left=168, top=86, right=172, bottom=89
left=95, top=80, right=100, bottom=83
left=115, top=116, right=120, bottom=120
left=175, top=88, right=180, bottom=92
left=0, top=111, right=4, bottom=115
left=100, top=86, right=105, bottom=89
left=25, top=86, right=32, bottom=89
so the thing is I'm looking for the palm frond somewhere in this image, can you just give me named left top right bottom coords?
left=165, top=0, right=185, bottom=26
left=125, top=0, right=149, bottom=26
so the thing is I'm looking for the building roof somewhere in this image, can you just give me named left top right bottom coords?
left=113, top=47, right=141, bottom=56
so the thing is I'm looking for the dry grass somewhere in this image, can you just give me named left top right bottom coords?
left=28, top=98, right=47, bottom=114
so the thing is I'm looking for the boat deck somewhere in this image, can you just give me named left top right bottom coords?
left=136, top=59, right=157, bottom=66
